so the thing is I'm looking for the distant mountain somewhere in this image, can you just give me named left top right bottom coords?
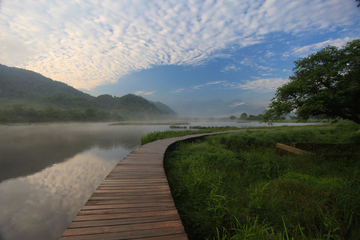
left=150, top=101, right=178, bottom=117
left=169, top=98, right=266, bottom=118
left=115, top=94, right=172, bottom=119
left=0, top=64, right=177, bottom=121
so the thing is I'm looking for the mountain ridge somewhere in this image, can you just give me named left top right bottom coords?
left=0, top=64, right=177, bottom=120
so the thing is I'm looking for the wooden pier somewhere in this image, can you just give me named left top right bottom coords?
left=60, top=130, right=244, bottom=240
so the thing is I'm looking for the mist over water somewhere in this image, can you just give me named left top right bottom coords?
left=0, top=123, right=170, bottom=240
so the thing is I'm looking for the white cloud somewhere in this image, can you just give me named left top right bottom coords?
left=231, top=78, right=290, bottom=92
left=221, top=64, right=241, bottom=72
left=178, top=78, right=289, bottom=93
left=192, top=80, right=226, bottom=90
left=292, top=37, right=357, bottom=57
left=230, top=102, right=245, bottom=107
left=265, top=51, right=275, bottom=58
left=170, top=88, right=186, bottom=93
left=134, top=90, right=156, bottom=96
left=0, top=0, right=357, bottom=89
left=282, top=52, right=290, bottom=58
left=258, top=65, right=276, bottom=71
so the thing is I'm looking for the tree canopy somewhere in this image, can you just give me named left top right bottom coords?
left=240, top=112, right=247, bottom=119
left=262, top=39, right=360, bottom=124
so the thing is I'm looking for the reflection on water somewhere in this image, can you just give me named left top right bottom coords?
left=0, top=149, right=120, bottom=240
left=0, top=122, right=322, bottom=240
left=0, top=123, right=170, bottom=240
left=0, top=123, right=146, bottom=182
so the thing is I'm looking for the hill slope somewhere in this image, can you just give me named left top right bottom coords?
left=0, top=64, right=177, bottom=120
left=0, top=64, right=92, bottom=101
left=150, top=101, right=178, bottom=117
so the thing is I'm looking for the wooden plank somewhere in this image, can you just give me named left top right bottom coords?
left=93, top=189, right=171, bottom=194
left=137, top=234, right=188, bottom=240
left=86, top=198, right=174, bottom=205
left=88, top=195, right=174, bottom=202
left=78, top=206, right=175, bottom=216
left=68, top=215, right=181, bottom=229
left=73, top=210, right=178, bottom=221
left=101, top=179, right=168, bottom=183
left=91, top=192, right=172, bottom=198
left=276, top=143, right=314, bottom=156
left=62, top=220, right=183, bottom=237
left=81, top=202, right=175, bottom=211
left=60, top=226, right=186, bottom=240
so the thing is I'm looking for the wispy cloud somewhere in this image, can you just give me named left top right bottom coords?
left=229, top=78, right=290, bottom=92
left=0, top=0, right=357, bottom=89
left=176, top=78, right=289, bottom=93
left=257, top=65, right=276, bottom=71
left=192, top=81, right=226, bottom=90
left=170, top=88, right=185, bottom=93
left=221, top=64, right=241, bottom=72
left=292, top=37, right=356, bottom=57
left=134, top=91, right=156, bottom=96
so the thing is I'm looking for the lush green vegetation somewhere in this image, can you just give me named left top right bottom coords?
left=0, top=64, right=93, bottom=101
left=144, top=122, right=360, bottom=239
left=0, top=105, right=124, bottom=123
left=170, top=125, right=189, bottom=129
left=111, top=122, right=189, bottom=126
left=238, top=113, right=332, bottom=123
left=140, top=126, right=241, bottom=145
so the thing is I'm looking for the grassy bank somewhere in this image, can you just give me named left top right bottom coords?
left=110, top=121, right=189, bottom=126
left=144, top=122, right=360, bottom=239
left=140, top=126, right=241, bottom=145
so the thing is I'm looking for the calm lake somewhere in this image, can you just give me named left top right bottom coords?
left=0, top=122, right=321, bottom=240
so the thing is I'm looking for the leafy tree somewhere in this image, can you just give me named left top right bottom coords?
left=230, top=115, right=236, bottom=120
left=247, top=114, right=265, bottom=121
left=262, top=39, right=360, bottom=124
left=240, top=113, right=247, bottom=119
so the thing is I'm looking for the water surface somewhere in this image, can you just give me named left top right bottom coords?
left=0, top=123, right=170, bottom=240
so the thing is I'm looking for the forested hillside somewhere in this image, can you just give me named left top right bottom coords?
left=0, top=64, right=92, bottom=101
left=0, top=64, right=177, bottom=122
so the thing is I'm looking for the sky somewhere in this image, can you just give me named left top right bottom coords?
left=1, top=0, right=359, bottom=108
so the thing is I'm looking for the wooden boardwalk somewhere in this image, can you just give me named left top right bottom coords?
left=60, top=130, right=245, bottom=240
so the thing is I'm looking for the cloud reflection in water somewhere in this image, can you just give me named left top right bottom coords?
left=0, top=147, right=123, bottom=240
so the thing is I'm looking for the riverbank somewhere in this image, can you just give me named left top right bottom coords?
left=109, top=121, right=189, bottom=125
left=142, top=122, right=360, bottom=239
left=141, top=126, right=241, bottom=145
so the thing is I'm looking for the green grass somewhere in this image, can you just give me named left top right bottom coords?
left=109, top=121, right=190, bottom=125
left=140, top=126, right=242, bottom=145
left=159, top=122, right=360, bottom=240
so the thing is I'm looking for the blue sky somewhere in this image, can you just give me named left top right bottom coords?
left=1, top=0, right=359, bottom=108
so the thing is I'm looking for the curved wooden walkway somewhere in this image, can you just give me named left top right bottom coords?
left=60, top=130, right=245, bottom=240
